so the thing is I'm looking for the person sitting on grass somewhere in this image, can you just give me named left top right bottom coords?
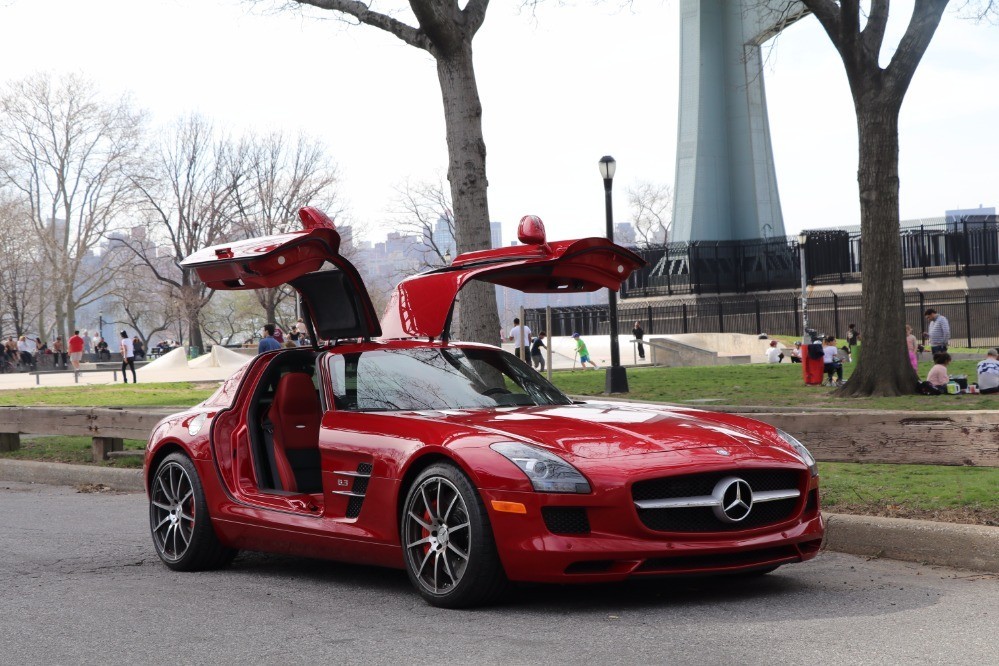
left=789, top=341, right=803, bottom=363
left=926, top=352, right=952, bottom=392
left=976, top=348, right=999, bottom=394
left=766, top=340, right=784, bottom=363
left=822, top=335, right=844, bottom=387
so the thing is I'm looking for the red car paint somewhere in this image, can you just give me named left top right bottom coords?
left=147, top=209, right=823, bottom=587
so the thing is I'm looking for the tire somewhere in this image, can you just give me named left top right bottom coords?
left=149, top=452, right=237, bottom=571
left=401, top=463, right=508, bottom=608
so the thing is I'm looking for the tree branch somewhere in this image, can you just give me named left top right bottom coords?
left=291, top=0, right=432, bottom=50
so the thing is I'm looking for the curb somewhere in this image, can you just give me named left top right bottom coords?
left=0, top=459, right=144, bottom=492
left=822, top=512, right=999, bottom=573
left=1, top=459, right=996, bottom=574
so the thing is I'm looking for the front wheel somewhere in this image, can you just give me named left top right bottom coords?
left=401, top=463, right=508, bottom=608
left=149, top=452, right=236, bottom=571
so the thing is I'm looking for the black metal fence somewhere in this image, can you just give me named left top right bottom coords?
left=621, top=216, right=999, bottom=298
left=525, top=288, right=999, bottom=349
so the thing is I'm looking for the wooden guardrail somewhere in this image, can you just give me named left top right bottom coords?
left=0, top=406, right=997, bottom=467
left=0, top=407, right=175, bottom=461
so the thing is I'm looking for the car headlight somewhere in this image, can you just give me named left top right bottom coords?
left=490, top=442, right=591, bottom=493
left=777, top=429, right=818, bottom=477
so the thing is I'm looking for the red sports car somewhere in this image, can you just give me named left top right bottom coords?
left=145, top=208, right=824, bottom=608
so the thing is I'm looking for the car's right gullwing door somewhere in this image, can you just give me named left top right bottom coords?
left=379, top=215, right=646, bottom=340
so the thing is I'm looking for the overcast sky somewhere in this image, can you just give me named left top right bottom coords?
left=0, top=0, right=996, bottom=245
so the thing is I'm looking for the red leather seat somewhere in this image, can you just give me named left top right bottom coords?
left=269, top=372, right=322, bottom=492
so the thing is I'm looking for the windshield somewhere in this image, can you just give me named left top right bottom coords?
left=326, top=347, right=572, bottom=411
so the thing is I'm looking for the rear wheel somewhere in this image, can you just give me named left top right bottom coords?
left=401, top=463, right=508, bottom=608
left=149, top=452, right=236, bottom=571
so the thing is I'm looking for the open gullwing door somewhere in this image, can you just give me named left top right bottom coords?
left=180, top=207, right=381, bottom=340
left=379, top=215, right=646, bottom=340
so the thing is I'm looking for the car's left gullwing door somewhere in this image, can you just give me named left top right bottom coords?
left=181, top=207, right=381, bottom=340
left=379, top=214, right=646, bottom=340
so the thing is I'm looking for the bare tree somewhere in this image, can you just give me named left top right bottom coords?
left=390, top=176, right=455, bottom=269
left=233, top=131, right=342, bottom=324
left=120, top=114, right=247, bottom=352
left=201, top=290, right=266, bottom=346
left=0, top=193, right=42, bottom=336
left=627, top=181, right=672, bottom=248
left=103, top=249, right=184, bottom=348
left=753, top=0, right=997, bottom=397
left=0, top=72, right=144, bottom=343
left=270, top=0, right=500, bottom=345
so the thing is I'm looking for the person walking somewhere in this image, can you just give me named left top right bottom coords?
left=120, top=330, right=137, bottom=383
left=508, top=317, right=532, bottom=360
left=572, top=332, right=598, bottom=369
left=258, top=323, right=281, bottom=354
left=632, top=321, right=645, bottom=360
left=530, top=332, right=547, bottom=371
left=68, top=330, right=85, bottom=371
left=924, top=308, right=950, bottom=354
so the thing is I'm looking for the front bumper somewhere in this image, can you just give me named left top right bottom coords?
left=480, top=487, right=825, bottom=584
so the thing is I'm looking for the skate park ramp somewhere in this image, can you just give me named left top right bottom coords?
left=138, top=346, right=252, bottom=382
left=648, top=333, right=782, bottom=367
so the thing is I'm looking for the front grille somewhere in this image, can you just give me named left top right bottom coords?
left=542, top=507, right=591, bottom=534
left=633, top=469, right=803, bottom=533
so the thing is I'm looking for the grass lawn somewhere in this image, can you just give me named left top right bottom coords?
left=550, top=359, right=995, bottom=410
left=1, top=435, right=146, bottom=468
left=819, top=462, right=999, bottom=525
left=0, top=381, right=217, bottom=408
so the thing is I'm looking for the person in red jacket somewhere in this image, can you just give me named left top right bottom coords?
left=68, top=330, right=85, bottom=371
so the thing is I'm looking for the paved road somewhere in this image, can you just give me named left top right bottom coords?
left=2, top=482, right=996, bottom=665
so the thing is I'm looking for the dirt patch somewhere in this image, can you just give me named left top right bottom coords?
left=829, top=502, right=999, bottom=527
left=75, top=483, right=119, bottom=494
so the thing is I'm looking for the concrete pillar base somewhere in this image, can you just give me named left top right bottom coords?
left=0, top=432, right=20, bottom=452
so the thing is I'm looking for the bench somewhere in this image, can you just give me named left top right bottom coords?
left=0, top=406, right=174, bottom=462
left=28, top=368, right=123, bottom=385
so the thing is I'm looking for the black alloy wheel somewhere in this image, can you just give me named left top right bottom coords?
left=149, top=452, right=236, bottom=571
left=401, top=463, right=508, bottom=608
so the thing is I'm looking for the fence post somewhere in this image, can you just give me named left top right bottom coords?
left=918, top=291, right=925, bottom=326
left=647, top=305, right=653, bottom=335
left=754, top=298, right=762, bottom=334
left=682, top=303, right=689, bottom=334
left=718, top=301, right=725, bottom=333
left=793, top=297, right=800, bottom=337
left=833, top=293, right=840, bottom=338
left=965, top=293, right=973, bottom=348
left=921, top=224, right=928, bottom=279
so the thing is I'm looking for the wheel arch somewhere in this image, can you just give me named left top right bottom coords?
left=395, top=450, right=479, bottom=525
left=146, top=440, right=188, bottom=495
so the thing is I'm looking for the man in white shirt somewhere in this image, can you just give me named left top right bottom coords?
left=119, top=330, right=137, bottom=383
left=507, top=318, right=532, bottom=360
left=977, top=348, right=999, bottom=393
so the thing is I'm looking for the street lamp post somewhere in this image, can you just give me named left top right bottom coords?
left=797, top=233, right=809, bottom=344
left=599, top=155, right=628, bottom=394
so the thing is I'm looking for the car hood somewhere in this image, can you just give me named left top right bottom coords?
left=400, top=401, right=779, bottom=459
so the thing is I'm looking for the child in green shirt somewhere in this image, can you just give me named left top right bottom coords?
left=572, top=332, right=598, bottom=369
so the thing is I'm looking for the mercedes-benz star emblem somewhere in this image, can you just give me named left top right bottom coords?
left=711, top=476, right=754, bottom=523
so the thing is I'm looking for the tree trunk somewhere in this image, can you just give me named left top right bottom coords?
left=837, top=100, right=918, bottom=397
left=436, top=45, right=500, bottom=346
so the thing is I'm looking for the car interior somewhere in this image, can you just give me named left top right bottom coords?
left=246, top=349, right=325, bottom=495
